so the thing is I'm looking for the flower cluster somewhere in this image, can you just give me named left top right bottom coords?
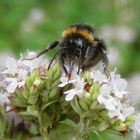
left=0, top=52, right=46, bottom=93
left=0, top=52, right=140, bottom=140
left=92, top=70, right=134, bottom=122
left=59, top=70, right=134, bottom=120
left=59, top=69, right=139, bottom=137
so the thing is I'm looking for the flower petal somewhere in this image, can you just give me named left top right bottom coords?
left=6, top=78, right=18, bottom=93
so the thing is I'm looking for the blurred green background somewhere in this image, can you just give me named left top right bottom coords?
left=0, top=0, right=140, bottom=139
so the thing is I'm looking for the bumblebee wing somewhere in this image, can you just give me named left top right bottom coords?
left=85, top=45, right=96, bottom=59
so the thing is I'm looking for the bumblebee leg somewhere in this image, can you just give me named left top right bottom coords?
left=47, top=50, right=59, bottom=70
left=23, top=41, right=59, bottom=60
left=48, top=46, right=69, bottom=70
left=102, top=53, right=111, bottom=79
left=68, top=59, right=74, bottom=80
left=104, top=65, right=111, bottom=80
left=95, top=37, right=111, bottom=79
left=60, top=56, right=68, bottom=75
left=77, top=49, right=82, bottom=75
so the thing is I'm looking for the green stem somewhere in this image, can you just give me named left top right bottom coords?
left=38, top=113, right=49, bottom=140
left=75, top=117, right=84, bottom=140
left=75, top=117, right=93, bottom=140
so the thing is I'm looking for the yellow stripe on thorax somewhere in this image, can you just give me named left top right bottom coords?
left=62, top=27, right=94, bottom=43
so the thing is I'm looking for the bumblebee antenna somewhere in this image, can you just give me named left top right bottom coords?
left=23, top=41, right=59, bottom=60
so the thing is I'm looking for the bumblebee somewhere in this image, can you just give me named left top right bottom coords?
left=25, top=24, right=110, bottom=78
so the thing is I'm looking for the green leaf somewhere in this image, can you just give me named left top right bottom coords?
left=19, top=105, right=38, bottom=119
left=79, top=99, right=89, bottom=111
left=41, top=100, right=58, bottom=111
left=59, top=119, right=77, bottom=128
left=81, top=112, right=91, bottom=119
left=19, top=111, right=37, bottom=120
left=90, top=84, right=100, bottom=101
left=89, top=130, right=104, bottom=140
left=25, top=70, right=40, bottom=90
left=12, top=92, right=28, bottom=108
left=28, top=94, right=39, bottom=105
left=51, top=79, right=60, bottom=89
left=90, top=101, right=101, bottom=110
left=49, top=88, right=58, bottom=99
left=70, top=97, right=83, bottom=115
left=44, top=63, right=61, bottom=101
left=0, top=106, right=8, bottom=137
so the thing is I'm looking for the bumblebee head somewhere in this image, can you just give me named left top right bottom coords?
left=61, top=24, right=95, bottom=59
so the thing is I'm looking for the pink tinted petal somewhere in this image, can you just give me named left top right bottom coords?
left=18, top=81, right=25, bottom=88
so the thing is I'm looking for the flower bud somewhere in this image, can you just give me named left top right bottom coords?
left=84, top=92, right=91, bottom=99
left=83, top=71, right=92, bottom=84
left=113, top=121, right=127, bottom=131
left=33, top=79, right=42, bottom=87
left=124, top=115, right=135, bottom=126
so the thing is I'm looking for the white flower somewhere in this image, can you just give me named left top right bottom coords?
left=58, top=77, right=77, bottom=87
left=59, top=65, right=80, bottom=88
left=90, top=70, right=108, bottom=84
left=17, top=69, right=28, bottom=88
left=5, top=78, right=18, bottom=93
left=0, top=92, right=11, bottom=106
left=131, top=114, right=140, bottom=139
left=96, top=73, right=133, bottom=122
left=97, top=84, right=118, bottom=110
left=111, top=78, right=128, bottom=98
left=122, top=107, right=135, bottom=119
left=2, top=57, right=18, bottom=74
left=108, top=101, right=134, bottom=121
left=110, top=70, right=121, bottom=81
left=19, top=51, right=45, bottom=73
left=63, top=76, right=85, bottom=101
left=0, top=51, right=47, bottom=93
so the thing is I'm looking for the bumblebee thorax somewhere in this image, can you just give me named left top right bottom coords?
left=62, top=26, right=94, bottom=43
